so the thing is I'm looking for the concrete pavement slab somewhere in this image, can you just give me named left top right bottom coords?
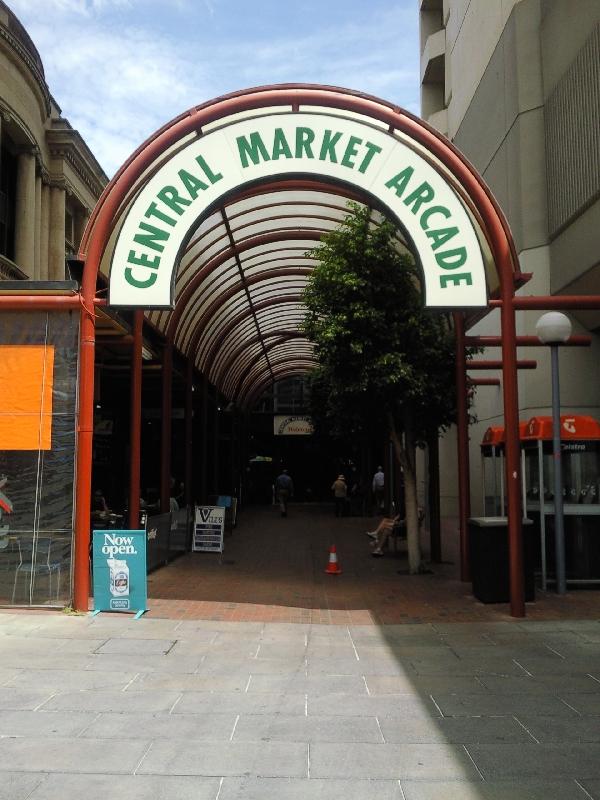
left=309, top=741, right=479, bottom=780
left=94, top=637, right=177, bottom=655
left=516, top=714, right=600, bottom=743
left=128, top=671, right=250, bottom=692
left=219, top=776, right=403, bottom=799
left=232, top=713, right=383, bottom=743
left=0, top=737, right=150, bottom=774
left=81, top=711, right=237, bottom=740
left=307, top=692, right=440, bottom=718
left=40, top=689, right=182, bottom=713
left=364, top=674, right=486, bottom=695
left=84, top=653, right=202, bottom=673
left=477, top=675, right=600, bottom=694
left=0, top=709, right=97, bottom=737
left=560, top=693, right=600, bottom=714
left=0, top=687, right=54, bottom=710
left=467, top=742, right=600, bottom=779
left=173, top=690, right=306, bottom=715
left=6, top=667, right=140, bottom=691
left=431, top=692, right=580, bottom=717
left=27, top=773, right=221, bottom=800
left=379, top=714, right=534, bottom=744
left=246, top=674, right=367, bottom=694
left=0, top=772, right=46, bottom=800
left=399, top=778, right=590, bottom=799
left=136, top=740, right=308, bottom=777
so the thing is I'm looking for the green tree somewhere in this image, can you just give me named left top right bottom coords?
left=303, top=203, right=460, bottom=573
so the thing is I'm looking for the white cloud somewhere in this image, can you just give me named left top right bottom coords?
left=16, top=2, right=419, bottom=176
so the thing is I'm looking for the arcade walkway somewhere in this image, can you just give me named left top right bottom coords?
left=145, top=505, right=600, bottom=624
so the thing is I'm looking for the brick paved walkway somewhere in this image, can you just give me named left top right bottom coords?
left=144, top=504, right=600, bottom=624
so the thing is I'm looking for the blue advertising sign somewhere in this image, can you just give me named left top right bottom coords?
left=92, top=529, right=147, bottom=617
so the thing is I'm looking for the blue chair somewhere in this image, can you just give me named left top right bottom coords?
left=12, top=537, right=62, bottom=604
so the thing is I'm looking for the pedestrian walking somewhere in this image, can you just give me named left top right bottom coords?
left=331, top=474, right=347, bottom=517
left=274, top=469, right=294, bottom=517
left=372, top=466, right=385, bottom=513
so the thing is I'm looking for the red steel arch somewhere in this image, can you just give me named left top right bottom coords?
left=75, top=84, right=524, bottom=617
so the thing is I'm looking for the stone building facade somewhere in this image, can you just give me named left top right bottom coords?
left=0, top=0, right=107, bottom=283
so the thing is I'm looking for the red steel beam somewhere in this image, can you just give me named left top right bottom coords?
left=467, top=360, right=537, bottom=370
left=128, top=310, right=143, bottom=529
left=489, top=296, right=600, bottom=310
left=454, top=312, right=471, bottom=583
left=469, top=378, right=501, bottom=386
left=466, top=335, right=591, bottom=347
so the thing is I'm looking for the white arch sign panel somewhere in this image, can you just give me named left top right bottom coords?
left=109, top=111, right=488, bottom=308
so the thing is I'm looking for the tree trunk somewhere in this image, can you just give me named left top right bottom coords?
left=388, top=411, right=423, bottom=574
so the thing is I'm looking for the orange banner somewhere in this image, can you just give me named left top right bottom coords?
left=0, top=345, right=55, bottom=450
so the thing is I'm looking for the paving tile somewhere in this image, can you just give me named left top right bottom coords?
left=136, top=740, right=307, bottom=777
left=468, top=743, right=600, bottom=779
left=40, top=689, right=181, bottom=713
left=0, top=710, right=96, bottom=737
left=94, top=638, right=177, bottom=655
left=174, top=691, right=306, bottom=715
left=219, top=777, right=403, bottom=799
left=432, top=692, right=579, bottom=717
left=478, top=675, right=600, bottom=694
left=379, top=715, right=533, bottom=744
left=0, top=772, right=46, bottom=800
left=400, top=779, right=589, bottom=799
left=407, top=658, right=525, bottom=676
left=307, top=692, right=439, bottom=718
left=233, top=713, right=383, bottom=743
left=560, top=693, right=600, bottom=714
left=6, top=668, right=139, bottom=691
left=580, top=781, right=600, bottom=799
left=81, top=711, right=236, bottom=740
left=0, top=737, right=149, bottom=774
left=364, top=675, right=485, bottom=695
left=0, top=687, right=54, bottom=711
left=27, top=773, right=221, bottom=800
left=128, top=672, right=249, bottom=692
left=310, top=742, right=479, bottom=779
left=85, top=653, right=202, bottom=673
left=307, top=658, right=407, bottom=676
left=198, top=656, right=306, bottom=676
left=247, top=674, right=367, bottom=694
left=517, top=715, right=600, bottom=743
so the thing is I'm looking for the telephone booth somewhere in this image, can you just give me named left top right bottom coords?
left=523, top=415, right=600, bottom=589
left=480, top=422, right=528, bottom=516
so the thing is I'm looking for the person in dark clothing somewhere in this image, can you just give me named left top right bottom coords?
left=274, top=469, right=294, bottom=517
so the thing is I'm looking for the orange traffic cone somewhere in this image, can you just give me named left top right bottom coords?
left=325, top=544, right=342, bottom=575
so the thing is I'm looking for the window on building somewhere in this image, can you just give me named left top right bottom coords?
left=0, top=142, right=18, bottom=262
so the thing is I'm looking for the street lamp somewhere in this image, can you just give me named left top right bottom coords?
left=535, top=312, right=572, bottom=594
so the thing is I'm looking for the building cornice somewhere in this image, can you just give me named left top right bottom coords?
left=0, top=19, right=51, bottom=117
left=47, top=126, right=108, bottom=201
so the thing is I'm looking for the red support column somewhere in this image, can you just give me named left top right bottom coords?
left=160, top=341, right=173, bottom=513
left=128, top=310, right=143, bottom=529
left=184, top=358, right=194, bottom=507
left=454, top=312, right=471, bottom=582
left=73, top=301, right=96, bottom=611
left=501, top=293, right=525, bottom=617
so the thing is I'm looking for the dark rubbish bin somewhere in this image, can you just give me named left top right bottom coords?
left=469, top=517, right=535, bottom=603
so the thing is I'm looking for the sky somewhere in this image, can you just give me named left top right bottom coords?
left=11, top=0, right=420, bottom=178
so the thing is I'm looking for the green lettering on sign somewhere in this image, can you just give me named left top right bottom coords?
left=319, top=130, right=343, bottom=163
left=295, top=127, right=315, bottom=159
left=157, top=186, right=192, bottom=216
left=178, top=168, right=208, bottom=200
left=237, top=132, right=270, bottom=167
left=403, top=181, right=435, bottom=214
left=440, top=272, right=473, bottom=288
left=435, top=247, right=467, bottom=270
left=125, top=266, right=158, bottom=289
left=384, top=167, right=414, bottom=198
left=133, top=222, right=170, bottom=253
left=426, top=226, right=459, bottom=251
left=272, top=128, right=293, bottom=160
left=358, top=141, right=382, bottom=174
left=341, top=135, right=362, bottom=169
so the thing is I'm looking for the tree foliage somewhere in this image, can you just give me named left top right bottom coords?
left=303, top=203, right=461, bottom=572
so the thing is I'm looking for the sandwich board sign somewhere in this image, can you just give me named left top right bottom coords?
left=193, top=506, right=225, bottom=552
left=92, top=529, right=147, bottom=618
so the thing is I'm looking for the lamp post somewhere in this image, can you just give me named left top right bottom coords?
left=535, top=312, right=572, bottom=594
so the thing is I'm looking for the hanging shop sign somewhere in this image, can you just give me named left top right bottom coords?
left=274, top=415, right=314, bottom=436
left=92, top=529, right=147, bottom=616
left=193, top=505, right=225, bottom=552
left=109, top=111, right=488, bottom=310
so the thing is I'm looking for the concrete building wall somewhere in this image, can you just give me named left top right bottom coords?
left=420, top=0, right=600, bottom=517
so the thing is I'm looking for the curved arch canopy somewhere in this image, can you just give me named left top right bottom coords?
left=81, top=85, right=516, bottom=409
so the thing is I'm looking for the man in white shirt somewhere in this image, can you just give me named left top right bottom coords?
left=372, top=467, right=385, bottom=513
